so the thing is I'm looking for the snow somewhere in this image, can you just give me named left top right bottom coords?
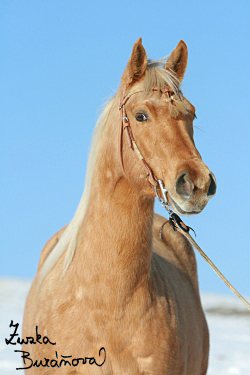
left=0, top=279, right=249, bottom=374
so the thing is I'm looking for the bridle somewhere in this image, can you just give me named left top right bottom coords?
left=119, top=87, right=195, bottom=234
left=119, top=86, right=176, bottom=217
left=119, top=88, right=158, bottom=187
left=119, top=86, right=200, bottom=238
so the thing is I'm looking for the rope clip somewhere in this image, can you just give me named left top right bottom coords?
left=155, top=179, right=196, bottom=238
left=169, top=212, right=196, bottom=236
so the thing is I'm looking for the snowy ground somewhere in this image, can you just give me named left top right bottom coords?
left=0, top=279, right=249, bottom=374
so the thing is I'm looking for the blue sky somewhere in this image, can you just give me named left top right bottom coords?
left=1, top=1, right=250, bottom=297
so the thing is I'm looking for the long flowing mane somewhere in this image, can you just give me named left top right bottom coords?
left=39, top=59, right=184, bottom=283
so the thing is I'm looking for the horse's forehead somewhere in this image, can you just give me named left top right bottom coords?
left=133, top=97, right=167, bottom=108
left=132, top=96, right=195, bottom=115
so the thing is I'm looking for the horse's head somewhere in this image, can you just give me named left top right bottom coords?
left=119, top=38, right=216, bottom=216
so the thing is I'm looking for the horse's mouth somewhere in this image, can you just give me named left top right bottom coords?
left=168, top=195, right=202, bottom=216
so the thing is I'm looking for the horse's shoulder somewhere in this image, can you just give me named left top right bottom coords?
left=152, top=213, right=198, bottom=291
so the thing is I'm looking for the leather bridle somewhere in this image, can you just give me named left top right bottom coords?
left=119, top=88, right=158, bottom=187
left=119, top=87, right=194, bottom=231
left=119, top=87, right=176, bottom=213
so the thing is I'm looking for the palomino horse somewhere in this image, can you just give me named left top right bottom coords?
left=22, top=39, right=216, bottom=374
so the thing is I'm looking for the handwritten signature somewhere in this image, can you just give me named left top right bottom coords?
left=5, top=321, right=106, bottom=370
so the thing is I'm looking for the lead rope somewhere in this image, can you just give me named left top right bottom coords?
left=154, top=181, right=250, bottom=311
left=179, top=230, right=250, bottom=311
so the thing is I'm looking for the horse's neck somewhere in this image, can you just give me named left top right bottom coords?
left=74, top=113, right=154, bottom=306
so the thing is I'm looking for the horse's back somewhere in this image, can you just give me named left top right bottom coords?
left=22, top=226, right=67, bottom=335
left=36, top=225, right=67, bottom=271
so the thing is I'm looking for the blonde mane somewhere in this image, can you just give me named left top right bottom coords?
left=39, top=98, right=115, bottom=283
left=144, top=58, right=181, bottom=95
left=39, top=60, right=185, bottom=283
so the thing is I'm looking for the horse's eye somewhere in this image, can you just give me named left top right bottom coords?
left=194, top=113, right=197, bottom=120
left=135, top=112, right=148, bottom=122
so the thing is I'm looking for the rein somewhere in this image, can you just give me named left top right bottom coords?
left=119, top=88, right=250, bottom=311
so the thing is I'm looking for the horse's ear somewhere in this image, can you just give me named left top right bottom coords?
left=164, top=40, right=188, bottom=82
left=121, top=38, right=148, bottom=85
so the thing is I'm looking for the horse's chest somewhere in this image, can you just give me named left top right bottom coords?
left=96, top=309, right=182, bottom=374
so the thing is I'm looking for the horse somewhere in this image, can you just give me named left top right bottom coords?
left=22, top=38, right=216, bottom=374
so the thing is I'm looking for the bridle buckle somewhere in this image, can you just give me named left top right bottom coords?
left=154, top=179, right=172, bottom=215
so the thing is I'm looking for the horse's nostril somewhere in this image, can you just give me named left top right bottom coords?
left=207, top=173, right=217, bottom=197
left=176, top=173, right=192, bottom=199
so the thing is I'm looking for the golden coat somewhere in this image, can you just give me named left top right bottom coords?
left=22, top=39, right=214, bottom=374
